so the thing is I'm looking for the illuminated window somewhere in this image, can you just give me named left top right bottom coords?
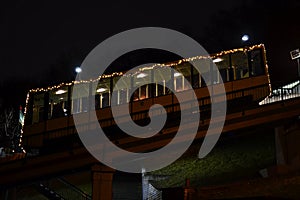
left=214, top=55, right=231, bottom=82
left=231, top=52, right=249, bottom=80
left=96, top=78, right=110, bottom=108
left=112, top=75, right=131, bottom=105
left=49, top=86, right=68, bottom=118
left=132, top=70, right=151, bottom=101
left=250, top=49, right=265, bottom=76
left=154, top=67, right=172, bottom=96
left=174, top=63, right=192, bottom=92
left=32, top=92, right=45, bottom=123
left=71, top=83, right=89, bottom=114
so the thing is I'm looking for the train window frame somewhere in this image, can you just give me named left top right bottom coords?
left=32, top=92, right=46, bottom=123
left=231, top=51, right=250, bottom=80
left=250, top=48, right=265, bottom=76
left=71, top=82, right=90, bottom=114
left=49, top=86, right=69, bottom=119
left=214, top=54, right=231, bottom=83
left=96, top=78, right=111, bottom=109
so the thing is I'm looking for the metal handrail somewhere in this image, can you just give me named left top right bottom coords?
left=56, top=177, right=92, bottom=200
left=260, top=80, right=300, bottom=105
left=39, top=177, right=91, bottom=200
left=37, top=182, right=65, bottom=200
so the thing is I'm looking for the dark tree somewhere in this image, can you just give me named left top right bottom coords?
left=0, top=99, right=23, bottom=156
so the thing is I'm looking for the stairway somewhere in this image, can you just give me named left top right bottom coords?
left=36, top=182, right=65, bottom=200
left=36, top=178, right=91, bottom=200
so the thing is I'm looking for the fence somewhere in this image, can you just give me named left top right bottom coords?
left=259, top=80, right=300, bottom=105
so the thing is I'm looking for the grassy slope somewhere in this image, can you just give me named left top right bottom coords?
left=149, top=130, right=276, bottom=189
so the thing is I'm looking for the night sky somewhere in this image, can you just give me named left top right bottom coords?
left=0, top=0, right=299, bottom=107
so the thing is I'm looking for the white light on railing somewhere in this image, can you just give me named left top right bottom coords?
left=282, top=80, right=300, bottom=89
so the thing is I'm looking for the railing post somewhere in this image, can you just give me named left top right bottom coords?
left=275, top=126, right=288, bottom=165
left=183, top=178, right=195, bottom=200
left=281, top=86, right=284, bottom=101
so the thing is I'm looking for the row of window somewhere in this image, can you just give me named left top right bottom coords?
left=25, top=48, right=265, bottom=125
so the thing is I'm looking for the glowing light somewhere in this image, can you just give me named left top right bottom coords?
left=97, top=88, right=107, bottom=93
left=75, top=67, right=82, bottom=73
left=213, top=58, right=223, bottom=63
left=282, top=80, right=300, bottom=89
left=242, top=34, right=249, bottom=42
left=137, top=73, right=148, bottom=78
left=174, top=72, right=182, bottom=77
left=55, top=89, right=67, bottom=95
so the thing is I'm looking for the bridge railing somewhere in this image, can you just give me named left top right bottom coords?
left=259, top=80, right=300, bottom=105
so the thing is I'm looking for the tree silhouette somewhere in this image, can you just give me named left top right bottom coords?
left=0, top=103, right=23, bottom=156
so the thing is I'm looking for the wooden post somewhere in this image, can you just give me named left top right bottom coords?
left=184, top=178, right=195, bottom=200
left=91, top=165, right=115, bottom=200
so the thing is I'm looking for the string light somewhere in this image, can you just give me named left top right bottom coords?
left=22, top=44, right=267, bottom=133
left=26, top=44, right=265, bottom=94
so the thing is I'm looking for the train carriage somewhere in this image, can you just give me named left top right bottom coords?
left=22, top=44, right=271, bottom=151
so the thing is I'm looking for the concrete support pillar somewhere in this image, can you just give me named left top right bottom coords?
left=0, top=190, right=8, bottom=200
left=10, top=188, right=16, bottom=200
left=3, top=187, right=17, bottom=200
left=275, top=126, right=288, bottom=164
left=91, top=164, right=115, bottom=200
left=270, top=123, right=300, bottom=175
